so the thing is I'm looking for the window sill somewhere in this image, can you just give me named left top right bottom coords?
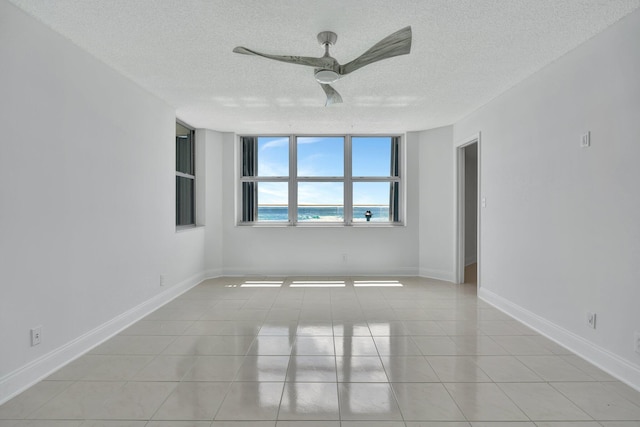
left=237, top=222, right=405, bottom=228
left=176, top=224, right=205, bottom=233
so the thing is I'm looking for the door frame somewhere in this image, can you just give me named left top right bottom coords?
left=453, top=132, right=481, bottom=286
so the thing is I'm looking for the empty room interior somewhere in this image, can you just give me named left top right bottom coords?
left=2, top=0, right=640, bottom=425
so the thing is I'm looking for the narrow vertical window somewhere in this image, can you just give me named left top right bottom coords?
left=176, top=122, right=195, bottom=227
left=240, top=136, right=290, bottom=222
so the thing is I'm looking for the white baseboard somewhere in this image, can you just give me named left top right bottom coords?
left=479, top=287, right=640, bottom=392
left=0, top=272, right=205, bottom=405
left=465, top=256, right=477, bottom=266
left=419, top=268, right=454, bottom=282
left=202, top=268, right=223, bottom=280
left=221, top=267, right=419, bottom=277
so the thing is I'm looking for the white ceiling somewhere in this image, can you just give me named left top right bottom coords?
left=8, top=0, right=640, bottom=134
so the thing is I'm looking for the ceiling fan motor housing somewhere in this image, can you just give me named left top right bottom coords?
left=317, top=31, right=337, bottom=46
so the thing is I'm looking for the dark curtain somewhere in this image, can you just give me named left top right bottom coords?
left=389, top=137, right=400, bottom=222
left=176, top=176, right=195, bottom=225
left=241, top=137, right=257, bottom=222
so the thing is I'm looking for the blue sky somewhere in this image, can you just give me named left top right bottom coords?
left=257, top=136, right=393, bottom=206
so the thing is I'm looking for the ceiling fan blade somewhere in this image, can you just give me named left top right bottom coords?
left=233, top=46, right=327, bottom=68
left=320, top=83, right=343, bottom=106
left=339, top=26, right=412, bottom=76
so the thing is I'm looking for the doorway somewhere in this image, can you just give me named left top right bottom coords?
left=455, top=134, right=480, bottom=286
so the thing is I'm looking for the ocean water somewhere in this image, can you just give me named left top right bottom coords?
left=258, top=206, right=390, bottom=222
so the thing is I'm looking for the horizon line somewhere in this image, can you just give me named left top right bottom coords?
left=259, top=204, right=389, bottom=207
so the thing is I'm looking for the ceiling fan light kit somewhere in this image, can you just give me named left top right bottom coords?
left=233, top=26, right=412, bottom=106
left=314, top=69, right=340, bottom=84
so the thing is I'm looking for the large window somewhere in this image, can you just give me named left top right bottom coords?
left=240, top=135, right=402, bottom=225
left=176, top=122, right=195, bottom=227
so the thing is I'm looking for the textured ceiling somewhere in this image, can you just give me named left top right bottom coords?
left=8, top=0, right=640, bottom=133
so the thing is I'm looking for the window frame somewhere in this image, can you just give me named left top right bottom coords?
left=238, top=134, right=404, bottom=226
left=176, top=120, right=196, bottom=229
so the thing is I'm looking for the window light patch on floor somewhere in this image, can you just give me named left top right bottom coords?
left=240, top=280, right=283, bottom=287
left=354, top=280, right=403, bottom=287
left=290, top=280, right=346, bottom=287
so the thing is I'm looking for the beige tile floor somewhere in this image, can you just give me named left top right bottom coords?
left=2, top=275, right=640, bottom=427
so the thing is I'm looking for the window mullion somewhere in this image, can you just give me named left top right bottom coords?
left=296, top=177, right=344, bottom=182
left=351, top=176, right=400, bottom=182
left=344, top=135, right=353, bottom=225
left=289, top=135, right=296, bottom=224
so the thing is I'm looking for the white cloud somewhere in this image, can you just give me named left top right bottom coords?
left=297, top=137, right=324, bottom=145
left=260, top=137, right=289, bottom=150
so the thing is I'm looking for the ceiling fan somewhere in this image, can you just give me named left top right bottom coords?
left=233, top=26, right=412, bottom=106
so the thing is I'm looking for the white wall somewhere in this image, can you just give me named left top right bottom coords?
left=0, top=2, right=205, bottom=402
left=454, top=9, right=640, bottom=388
left=418, top=126, right=455, bottom=281
left=218, top=132, right=420, bottom=276
left=201, top=129, right=224, bottom=277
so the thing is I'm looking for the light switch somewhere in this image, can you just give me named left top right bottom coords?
left=581, top=131, right=590, bottom=148
left=481, top=197, right=486, bottom=208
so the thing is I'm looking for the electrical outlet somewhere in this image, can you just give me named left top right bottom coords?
left=341, top=254, right=348, bottom=263
left=160, top=274, right=166, bottom=287
left=581, top=131, right=591, bottom=148
left=587, top=312, right=597, bottom=329
left=635, top=332, right=640, bottom=354
left=31, top=326, right=42, bottom=346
